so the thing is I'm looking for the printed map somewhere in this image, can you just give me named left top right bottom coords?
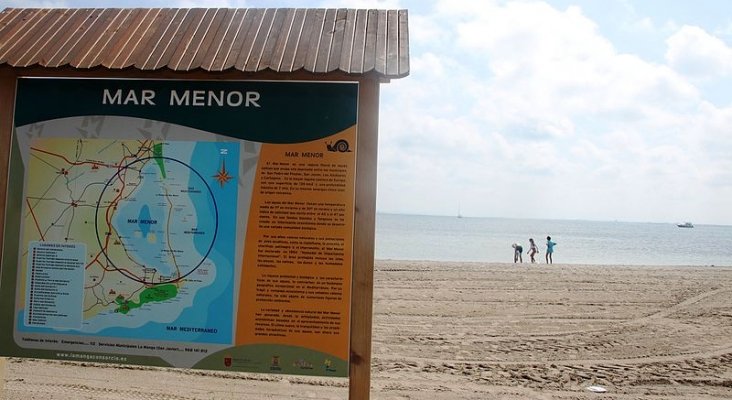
left=20, top=138, right=239, bottom=343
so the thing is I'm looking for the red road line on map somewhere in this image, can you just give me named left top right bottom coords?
left=20, top=140, right=157, bottom=284
left=84, top=140, right=152, bottom=278
left=31, top=139, right=153, bottom=172
left=86, top=175, right=128, bottom=270
left=86, top=170, right=147, bottom=282
left=35, top=139, right=155, bottom=283
left=30, top=147, right=108, bottom=168
left=93, top=161, right=147, bottom=281
left=26, top=198, right=46, bottom=241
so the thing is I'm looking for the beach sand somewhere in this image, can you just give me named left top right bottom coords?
left=2, top=261, right=731, bottom=399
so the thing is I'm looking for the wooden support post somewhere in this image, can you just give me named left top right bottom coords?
left=0, top=72, right=15, bottom=400
left=0, top=72, right=13, bottom=271
left=0, top=357, right=7, bottom=398
left=349, top=79, right=380, bottom=400
left=0, top=70, right=16, bottom=400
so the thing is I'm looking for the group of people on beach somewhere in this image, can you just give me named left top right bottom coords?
left=512, top=236, right=556, bottom=264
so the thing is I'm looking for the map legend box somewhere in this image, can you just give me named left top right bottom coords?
left=25, top=241, right=85, bottom=329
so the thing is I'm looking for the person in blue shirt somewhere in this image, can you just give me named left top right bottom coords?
left=545, top=236, right=557, bottom=264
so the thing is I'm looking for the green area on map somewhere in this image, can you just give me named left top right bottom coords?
left=115, top=284, right=178, bottom=314
left=153, top=142, right=166, bottom=178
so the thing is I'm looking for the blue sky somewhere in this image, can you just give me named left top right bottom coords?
left=4, top=0, right=732, bottom=225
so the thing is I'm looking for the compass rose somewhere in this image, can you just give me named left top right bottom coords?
left=213, top=158, right=233, bottom=187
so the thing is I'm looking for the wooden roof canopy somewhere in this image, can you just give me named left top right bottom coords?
left=0, top=8, right=409, bottom=79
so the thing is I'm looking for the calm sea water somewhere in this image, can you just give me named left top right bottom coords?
left=375, top=213, right=732, bottom=266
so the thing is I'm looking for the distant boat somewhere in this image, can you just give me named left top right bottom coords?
left=677, top=222, right=694, bottom=228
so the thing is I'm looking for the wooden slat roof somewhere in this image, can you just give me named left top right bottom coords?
left=0, top=8, right=409, bottom=78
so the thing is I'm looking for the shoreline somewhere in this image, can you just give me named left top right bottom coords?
left=3, top=260, right=732, bottom=399
left=377, top=259, right=732, bottom=268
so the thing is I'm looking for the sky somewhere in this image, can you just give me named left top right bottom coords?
left=3, top=0, right=732, bottom=225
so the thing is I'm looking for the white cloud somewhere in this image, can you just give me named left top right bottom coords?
left=666, top=25, right=732, bottom=79
left=455, top=3, right=698, bottom=127
left=375, top=1, right=730, bottom=223
left=409, top=14, right=448, bottom=47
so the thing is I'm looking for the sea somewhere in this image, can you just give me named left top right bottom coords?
left=375, top=213, right=732, bottom=266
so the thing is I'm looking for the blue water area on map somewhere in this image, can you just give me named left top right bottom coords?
left=111, top=157, right=218, bottom=278
left=181, top=141, right=240, bottom=343
left=138, top=205, right=152, bottom=238
left=192, top=142, right=240, bottom=337
left=142, top=142, right=238, bottom=343
left=103, top=142, right=240, bottom=344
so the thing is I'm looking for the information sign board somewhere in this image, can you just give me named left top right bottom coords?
left=0, top=77, right=358, bottom=377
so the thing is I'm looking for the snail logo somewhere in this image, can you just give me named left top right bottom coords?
left=326, top=139, right=352, bottom=152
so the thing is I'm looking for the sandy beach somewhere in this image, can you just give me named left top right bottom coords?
left=2, top=261, right=732, bottom=399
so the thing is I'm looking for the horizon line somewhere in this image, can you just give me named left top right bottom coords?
left=375, top=212, right=730, bottom=227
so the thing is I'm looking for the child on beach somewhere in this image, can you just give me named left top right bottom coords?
left=512, top=243, right=523, bottom=263
left=528, top=238, right=539, bottom=263
left=545, top=236, right=556, bottom=264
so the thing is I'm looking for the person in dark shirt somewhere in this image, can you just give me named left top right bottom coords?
left=512, top=243, right=523, bottom=263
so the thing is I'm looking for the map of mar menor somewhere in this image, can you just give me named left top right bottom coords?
left=19, top=138, right=239, bottom=344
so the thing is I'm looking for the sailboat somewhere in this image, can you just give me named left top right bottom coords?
left=457, top=203, right=463, bottom=218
